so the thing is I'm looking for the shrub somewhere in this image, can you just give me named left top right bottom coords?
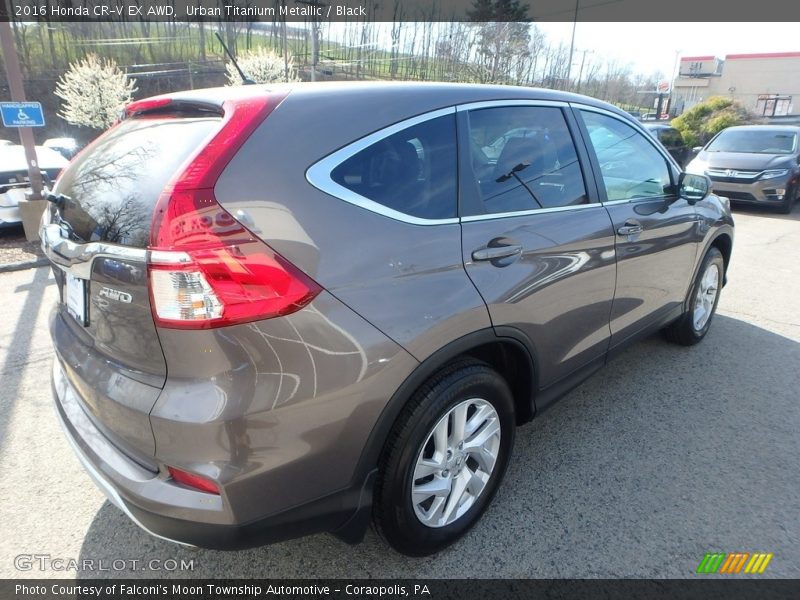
left=225, top=48, right=300, bottom=85
left=672, top=96, right=753, bottom=147
left=55, top=54, right=137, bottom=130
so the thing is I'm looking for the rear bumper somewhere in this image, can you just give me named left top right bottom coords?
left=52, top=357, right=374, bottom=549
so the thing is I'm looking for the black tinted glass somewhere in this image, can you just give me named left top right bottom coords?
left=466, top=106, right=587, bottom=213
left=331, top=114, right=457, bottom=220
left=55, top=117, right=220, bottom=247
left=659, top=128, right=683, bottom=146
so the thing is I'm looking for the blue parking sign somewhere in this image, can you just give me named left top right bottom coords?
left=0, top=102, right=45, bottom=127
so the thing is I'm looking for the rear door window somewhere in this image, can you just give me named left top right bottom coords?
left=329, top=114, right=457, bottom=220
left=55, top=116, right=220, bottom=247
left=465, top=106, right=588, bottom=214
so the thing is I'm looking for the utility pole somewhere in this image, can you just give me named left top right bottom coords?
left=281, top=1, right=289, bottom=82
left=295, top=0, right=325, bottom=82
left=565, top=0, right=579, bottom=90
left=668, top=49, right=681, bottom=116
left=575, top=49, right=593, bottom=94
left=0, top=20, right=43, bottom=200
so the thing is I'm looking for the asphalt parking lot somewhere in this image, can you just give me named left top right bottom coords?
left=0, top=206, right=798, bottom=579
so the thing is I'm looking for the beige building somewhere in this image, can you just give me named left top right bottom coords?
left=672, top=52, right=800, bottom=117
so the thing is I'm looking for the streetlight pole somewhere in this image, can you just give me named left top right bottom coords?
left=0, top=20, right=43, bottom=201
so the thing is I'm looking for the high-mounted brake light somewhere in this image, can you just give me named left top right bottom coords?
left=125, top=97, right=172, bottom=118
left=145, top=91, right=319, bottom=330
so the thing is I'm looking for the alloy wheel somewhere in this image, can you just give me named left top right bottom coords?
left=411, top=398, right=501, bottom=528
left=693, top=262, right=720, bottom=331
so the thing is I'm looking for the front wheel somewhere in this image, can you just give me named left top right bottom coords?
left=778, top=187, right=797, bottom=214
left=373, top=359, right=515, bottom=556
left=663, top=247, right=724, bottom=346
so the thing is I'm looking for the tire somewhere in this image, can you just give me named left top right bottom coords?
left=373, top=358, right=515, bottom=556
left=663, top=247, right=724, bottom=346
left=777, top=188, right=797, bottom=214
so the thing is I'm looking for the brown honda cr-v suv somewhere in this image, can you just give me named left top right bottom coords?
left=41, top=82, right=733, bottom=556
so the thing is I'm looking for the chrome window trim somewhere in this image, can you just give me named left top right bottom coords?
left=40, top=210, right=147, bottom=279
left=305, top=106, right=459, bottom=226
left=456, top=99, right=569, bottom=112
left=600, top=198, right=635, bottom=206
left=460, top=202, right=599, bottom=222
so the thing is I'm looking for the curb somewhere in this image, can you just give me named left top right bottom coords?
left=0, top=257, right=49, bottom=274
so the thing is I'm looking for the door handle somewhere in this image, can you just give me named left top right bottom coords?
left=617, top=220, right=643, bottom=236
left=472, top=244, right=523, bottom=262
left=472, top=246, right=522, bottom=261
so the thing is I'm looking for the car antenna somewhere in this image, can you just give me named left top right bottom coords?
left=215, top=31, right=256, bottom=85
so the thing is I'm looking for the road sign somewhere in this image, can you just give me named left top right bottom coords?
left=0, top=102, right=45, bottom=127
left=657, top=81, right=670, bottom=93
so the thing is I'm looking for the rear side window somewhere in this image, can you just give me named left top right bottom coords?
left=659, top=127, right=683, bottom=147
left=330, top=114, right=457, bottom=220
left=55, top=117, right=220, bottom=247
left=466, top=106, right=587, bottom=213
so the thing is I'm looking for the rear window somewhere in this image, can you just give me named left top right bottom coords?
left=707, top=129, right=797, bottom=154
left=55, top=116, right=220, bottom=247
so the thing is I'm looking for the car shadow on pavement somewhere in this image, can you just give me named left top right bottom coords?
left=76, top=315, right=800, bottom=579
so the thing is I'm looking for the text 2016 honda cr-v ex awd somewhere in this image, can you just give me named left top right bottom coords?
left=41, top=82, right=733, bottom=556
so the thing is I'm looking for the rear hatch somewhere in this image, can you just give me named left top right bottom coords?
left=44, top=107, right=223, bottom=464
left=44, top=88, right=307, bottom=470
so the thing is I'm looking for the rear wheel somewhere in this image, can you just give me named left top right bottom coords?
left=373, top=359, right=515, bottom=556
left=663, top=247, right=724, bottom=346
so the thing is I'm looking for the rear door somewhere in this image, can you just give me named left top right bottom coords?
left=458, top=101, right=617, bottom=390
left=44, top=111, right=222, bottom=461
left=574, top=107, right=699, bottom=349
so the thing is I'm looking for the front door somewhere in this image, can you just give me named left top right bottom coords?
left=576, top=108, right=700, bottom=349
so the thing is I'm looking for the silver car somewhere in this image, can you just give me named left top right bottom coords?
left=686, top=125, right=800, bottom=213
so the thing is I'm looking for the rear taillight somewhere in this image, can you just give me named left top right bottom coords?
left=167, top=466, right=220, bottom=495
left=146, top=91, right=319, bottom=330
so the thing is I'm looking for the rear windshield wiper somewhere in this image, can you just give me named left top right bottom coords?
left=44, top=189, right=71, bottom=209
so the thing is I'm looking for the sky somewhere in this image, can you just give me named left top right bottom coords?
left=325, top=21, right=800, bottom=84
left=540, top=22, right=800, bottom=80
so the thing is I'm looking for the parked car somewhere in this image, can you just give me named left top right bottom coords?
left=43, top=137, right=82, bottom=160
left=645, top=123, right=691, bottom=167
left=0, top=145, right=67, bottom=228
left=686, top=125, right=800, bottom=213
left=41, top=82, right=734, bottom=556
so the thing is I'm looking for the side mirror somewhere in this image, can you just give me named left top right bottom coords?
left=679, top=172, right=711, bottom=203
